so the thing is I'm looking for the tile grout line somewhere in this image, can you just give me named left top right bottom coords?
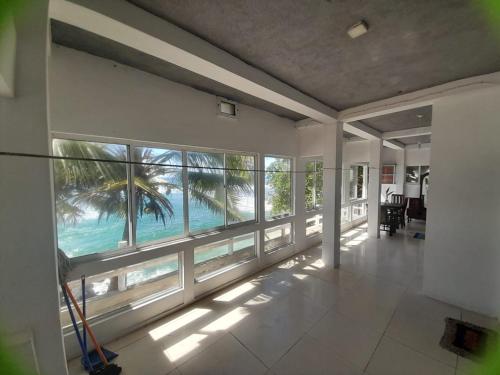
left=229, top=331, right=270, bottom=371
left=362, top=274, right=413, bottom=373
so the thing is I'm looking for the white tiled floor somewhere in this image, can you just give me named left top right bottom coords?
left=68, top=222, right=498, bottom=375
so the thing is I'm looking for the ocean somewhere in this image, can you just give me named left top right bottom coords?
left=57, top=191, right=255, bottom=284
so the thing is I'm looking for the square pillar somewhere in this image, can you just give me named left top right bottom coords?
left=395, top=149, right=406, bottom=195
left=322, top=121, right=343, bottom=268
left=368, top=139, right=383, bottom=238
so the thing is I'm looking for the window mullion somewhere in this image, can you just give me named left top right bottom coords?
left=182, top=151, right=189, bottom=236
left=128, top=145, right=137, bottom=248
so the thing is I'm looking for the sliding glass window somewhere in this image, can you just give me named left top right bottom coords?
left=305, top=160, right=323, bottom=211
left=264, top=156, right=293, bottom=220
left=225, top=153, right=256, bottom=225
left=53, top=139, right=130, bottom=258
left=134, top=147, right=184, bottom=245
left=187, top=151, right=225, bottom=232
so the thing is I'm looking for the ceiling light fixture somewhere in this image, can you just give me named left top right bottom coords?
left=347, top=20, right=369, bottom=39
left=417, top=114, right=424, bottom=119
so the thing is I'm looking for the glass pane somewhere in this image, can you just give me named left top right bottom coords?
left=305, top=161, right=315, bottom=211
left=264, top=223, right=292, bottom=252
left=226, top=154, right=256, bottom=225
left=188, top=151, right=225, bottom=232
left=406, top=166, right=419, bottom=183
left=53, top=139, right=129, bottom=258
left=306, top=214, right=322, bottom=237
left=382, top=165, right=395, bottom=175
left=349, top=166, right=356, bottom=199
left=356, top=165, right=364, bottom=198
left=265, top=156, right=292, bottom=219
left=341, top=207, right=350, bottom=224
left=60, top=253, right=181, bottom=326
left=194, top=232, right=257, bottom=280
left=315, top=161, right=323, bottom=207
left=134, top=147, right=184, bottom=245
left=381, top=174, right=395, bottom=184
left=352, top=202, right=367, bottom=221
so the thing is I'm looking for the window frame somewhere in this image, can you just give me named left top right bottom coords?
left=51, top=132, right=259, bottom=262
left=304, top=159, right=323, bottom=212
left=263, top=154, right=295, bottom=221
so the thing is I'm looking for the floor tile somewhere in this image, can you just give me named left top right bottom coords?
left=366, top=336, right=455, bottom=375
left=308, top=309, right=381, bottom=369
left=271, top=334, right=363, bottom=375
left=178, top=333, right=267, bottom=375
left=397, top=291, right=461, bottom=322
left=386, top=309, right=457, bottom=366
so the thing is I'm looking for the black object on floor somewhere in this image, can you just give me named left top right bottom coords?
left=440, top=318, right=498, bottom=362
left=90, top=363, right=122, bottom=375
left=413, top=232, right=425, bottom=239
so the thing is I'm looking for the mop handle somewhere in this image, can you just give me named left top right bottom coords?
left=61, top=285, right=94, bottom=372
left=82, top=276, right=87, bottom=351
left=64, top=283, right=109, bottom=366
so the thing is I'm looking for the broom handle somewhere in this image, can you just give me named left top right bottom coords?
left=64, top=283, right=109, bottom=366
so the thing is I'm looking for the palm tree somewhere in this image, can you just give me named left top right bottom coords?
left=53, top=140, right=254, bottom=242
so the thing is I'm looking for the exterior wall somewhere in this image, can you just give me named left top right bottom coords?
left=424, top=87, right=500, bottom=318
left=0, top=3, right=68, bottom=374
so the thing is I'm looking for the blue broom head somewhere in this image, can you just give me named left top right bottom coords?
left=81, top=347, right=119, bottom=372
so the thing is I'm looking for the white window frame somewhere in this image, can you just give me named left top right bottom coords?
left=263, top=154, right=295, bottom=221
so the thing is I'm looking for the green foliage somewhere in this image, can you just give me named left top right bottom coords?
left=267, top=159, right=291, bottom=216
left=53, top=140, right=253, bottom=239
left=0, top=0, right=26, bottom=33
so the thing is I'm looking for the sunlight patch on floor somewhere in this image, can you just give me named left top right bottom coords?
left=164, top=333, right=208, bottom=362
left=149, top=308, right=211, bottom=340
left=201, top=307, right=250, bottom=332
left=214, top=282, right=255, bottom=302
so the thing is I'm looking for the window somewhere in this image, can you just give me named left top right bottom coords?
left=352, top=202, right=367, bottom=221
left=53, top=139, right=130, bottom=258
left=194, top=232, right=257, bottom=281
left=306, top=214, right=322, bottom=237
left=187, top=151, right=225, bottom=232
left=350, top=164, right=367, bottom=200
left=381, top=164, right=396, bottom=184
left=60, top=252, right=181, bottom=326
left=225, top=154, right=256, bottom=225
left=305, top=160, right=323, bottom=211
left=265, top=156, right=292, bottom=219
left=264, top=223, right=292, bottom=252
left=134, top=147, right=184, bottom=245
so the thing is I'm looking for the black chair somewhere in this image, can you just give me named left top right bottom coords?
left=391, top=194, right=404, bottom=205
left=380, top=207, right=398, bottom=236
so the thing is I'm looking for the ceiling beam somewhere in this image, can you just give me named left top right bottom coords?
left=383, top=126, right=432, bottom=140
left=49, top=0, right=387, bottom=142
left=338, top=71, right=500, bottom=122
left=383, top=140, right=405, bottom=150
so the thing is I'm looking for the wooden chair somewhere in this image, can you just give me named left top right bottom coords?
left=380, top=207, right=397, bottom=236
left=391, top=194, right=404, bottom=205
left=407, top=197, right=426, bottom=222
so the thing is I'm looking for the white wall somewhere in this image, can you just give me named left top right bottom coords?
left=424, top=87, right=500, bottom=318
left=0, top=2, right=67, bottom=374
left=405, top=144, right=431, bottom=198
left=50, top=45, right=297, bottom=157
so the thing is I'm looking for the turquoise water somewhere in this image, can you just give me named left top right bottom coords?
left=57, top=192, right=232, bottom=258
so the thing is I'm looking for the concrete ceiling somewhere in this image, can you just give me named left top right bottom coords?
left=51, top=20, right=307, bottom=121
left=363, top=106, right=432, bottom=132
left=127, top=0, right=500, bottom=110
left=397, top=134, right=431, bottom=145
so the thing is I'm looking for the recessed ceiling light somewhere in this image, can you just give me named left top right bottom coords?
left=417, top=114, right=424, bottom=119
left=347, top=20, right=369, bottom=39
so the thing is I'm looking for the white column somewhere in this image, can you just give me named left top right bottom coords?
left=368, top=139, right=383, bottom=238
left=395, top=149, right=406, bottom=195
left=322, top=121, right=343, bottom=268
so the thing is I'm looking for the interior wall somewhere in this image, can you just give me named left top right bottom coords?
left=405, top=144, right=431, bottom=198
left=49, top=45, right=297, bottom=156
left=424, top=87, right=500, bottom=318
left=0, top=2, right=68, bottom=374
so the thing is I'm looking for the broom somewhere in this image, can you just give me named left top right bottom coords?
left=63, top=283, right=122, bottom=375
